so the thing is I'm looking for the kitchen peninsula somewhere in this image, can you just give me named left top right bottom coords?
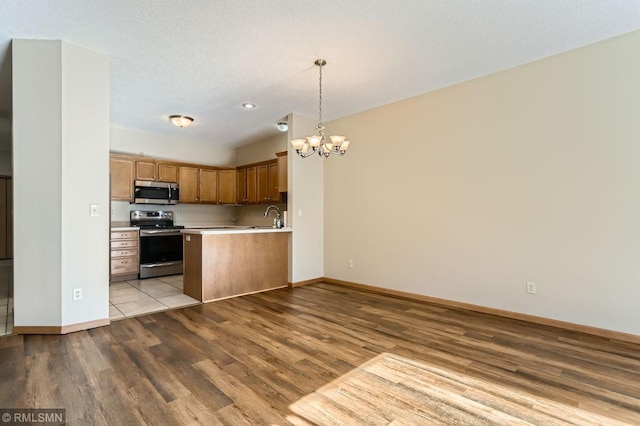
left=182, top=227, right=291, bottom=302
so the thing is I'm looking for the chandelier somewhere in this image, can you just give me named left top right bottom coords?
left=290, top=59, right=351, bottom=158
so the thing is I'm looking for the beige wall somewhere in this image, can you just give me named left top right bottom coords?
left=235, top=133, right=287, bottom=166
left=324, top=30, right=640, bottom=335
left=13, top=40, right=110, bottom=327
left=290, top=113, right=324, bottom=283
left=110, top=125, right=235, bottom=167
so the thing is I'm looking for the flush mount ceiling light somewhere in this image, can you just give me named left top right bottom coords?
left=242, top=103, right=256, bottom=109
left=276, top=121, right=288, bottom=132
left=290, top=59, right=350, bottom=158
left=169, top=115, right=194, bottom=128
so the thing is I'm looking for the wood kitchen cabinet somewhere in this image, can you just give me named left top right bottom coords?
left=257, top=160, right=280, bottom=203
left=246, top=166, right=257, bottom=203
left=218, top=169, right=237, bottom=204
left=178, top=166, right=199, bottom=202
left=183, top=230, right=289, bottom=302
left=179, top=166, right=235, bottom=204
left=157, top=162, right=178, bottom=182
left=236, top=167, right=247, bottom=204
left=276, top=151, right=287, bottom=193
left=110, top=229, right=139, bottom=282
left=268, top=160, right=279, bottom=201
left=136, top=160, right=178, bottom=182
left=256, top=164, right=269, bottom=203
left=236, top=158, right=282, bottom=204
left=135, top=160, right=156, bottom=181
left=110, top=155, right=135, bottom=201
left=198, top=168, right=218, bottom=203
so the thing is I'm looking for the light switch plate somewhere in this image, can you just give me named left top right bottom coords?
left=90, top=204, right=100, bottom=217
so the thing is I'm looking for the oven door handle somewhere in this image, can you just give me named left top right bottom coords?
left=140, top=230, right=182, bottom=236
left=140, top=261, right=182, bottom=268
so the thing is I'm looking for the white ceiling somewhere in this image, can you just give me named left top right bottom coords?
left=1, top=1, right=639, bottom=148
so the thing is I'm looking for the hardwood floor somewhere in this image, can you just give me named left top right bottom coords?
left=1, top=283, right=639, bottom=425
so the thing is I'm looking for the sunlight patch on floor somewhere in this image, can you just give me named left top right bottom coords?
left=288, top=352, right=631, bottom=425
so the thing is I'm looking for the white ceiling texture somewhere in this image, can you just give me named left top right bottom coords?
left=1, top=1, right=639, bottom=148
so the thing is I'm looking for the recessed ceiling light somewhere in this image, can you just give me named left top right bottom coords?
left=169, top=115, right=194, bottom=128
left=276, top=122, right=288, bottom=132
left=242, top=103, right=256, bottom=109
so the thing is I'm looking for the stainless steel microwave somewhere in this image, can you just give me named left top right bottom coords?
left=134, top=180, right=179, bottom=204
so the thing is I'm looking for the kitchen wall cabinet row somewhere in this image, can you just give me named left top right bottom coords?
left=110, top=154, right=236, bottom=205
left=109, top=151, right=287, bottom=205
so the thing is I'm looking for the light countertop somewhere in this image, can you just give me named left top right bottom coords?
left=111, top=226, right=139, bottom=231
left=182, top=227, right=291, bottom=235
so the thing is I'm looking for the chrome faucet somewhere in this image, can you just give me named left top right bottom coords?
left=263, top=205, right=282, bottom=228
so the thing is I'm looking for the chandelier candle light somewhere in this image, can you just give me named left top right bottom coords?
left=291, top=59, right=351, bottom=158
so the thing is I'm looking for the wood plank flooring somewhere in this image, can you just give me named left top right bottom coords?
left=1, top=283, right=639, bottom=425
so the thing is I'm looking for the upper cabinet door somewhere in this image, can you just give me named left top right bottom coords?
left=268, top=161, right=279, bottom=202
left=236, top=168, right=247, bottom=204
left=110, top=156, right=135, bottom=201
left=276, top=151, right=287, bottom=193
left=199, top=168, right=218, bottom=203
left=136, top=160, right=156, bottom=181
left=179, top=166, right=199, bottom=203
left=246, top=166, right=257, bottom=204
left=218, top=169, right=237, bottom=204
left=256, top=164, right=269, bottom=203
left=157, top=163, right=178, bottom=182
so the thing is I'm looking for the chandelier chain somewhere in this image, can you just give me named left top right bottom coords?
left=289, top=58, right=350, bottom=158
left=318, top=62, right=323, bottom=127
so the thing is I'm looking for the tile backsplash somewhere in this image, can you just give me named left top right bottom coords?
left=111, top=200, right=288, bottom=228
left=111, top=201, right=237, bottom=227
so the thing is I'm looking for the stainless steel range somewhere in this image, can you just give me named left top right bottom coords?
left=131, top=210, right=184, bottom=279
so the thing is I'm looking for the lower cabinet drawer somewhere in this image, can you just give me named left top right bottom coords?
left=111, top=257, right=139, bottom=274
left=111, top=248, right=138, bottom=258
left=111, top=240, right=138, bottom=249
left=111, top=230, right=139, bottom=240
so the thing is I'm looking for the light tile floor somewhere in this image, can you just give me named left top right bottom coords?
left=0, top=263, right=196, bottom=336
left=0, top=259, right=13, bottom=337
left=109, top=274, right=200, bottom=320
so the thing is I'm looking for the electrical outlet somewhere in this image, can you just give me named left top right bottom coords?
left=526, top=281, right=536, bottom=294
left=73, top=288, right=83, bottom=301
left=348, top=259, right=354, bottom=269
